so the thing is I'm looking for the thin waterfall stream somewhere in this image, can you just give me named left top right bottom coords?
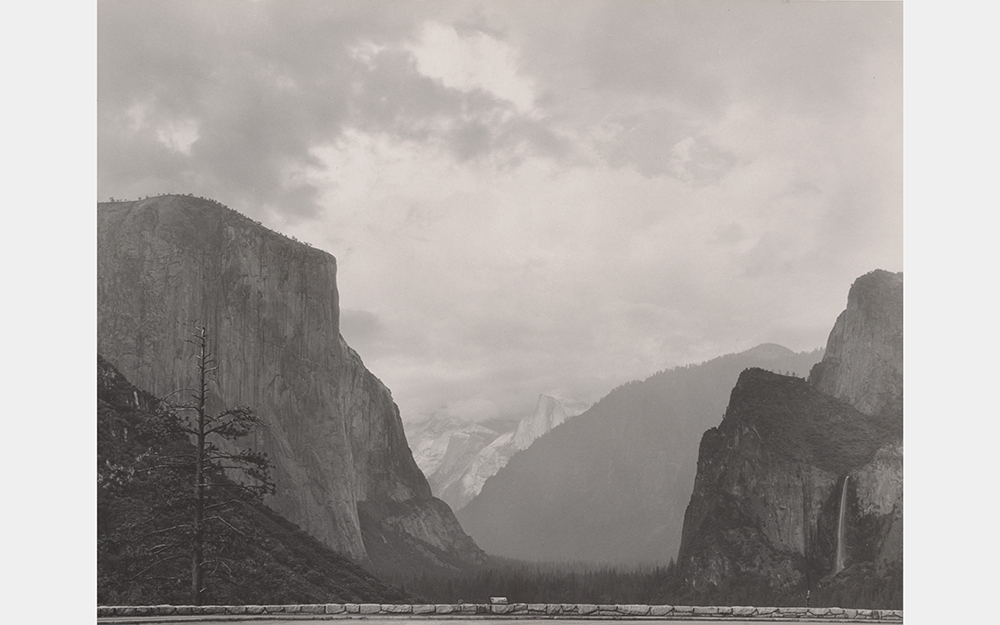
left=835, top=475, right=849, bottom=573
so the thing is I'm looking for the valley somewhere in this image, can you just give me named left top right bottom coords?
left=91, top=2, right=906, bottom=618
left=97, top=196, right=902, bottom=611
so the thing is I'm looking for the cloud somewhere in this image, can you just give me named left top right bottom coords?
left=407, top=21, right=537, bottom=115
left=99, top=0, right=902, bottom=426
left=99, top=2, right=570, bottom=217
left=286, top=122, right=876, bottom=421
left=431, top=397, right=501, bottom=424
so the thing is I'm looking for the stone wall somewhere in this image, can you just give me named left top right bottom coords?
left=98, top=602, right=903, bottom=620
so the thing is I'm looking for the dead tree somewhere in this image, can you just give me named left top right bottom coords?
left=171, top=324, right=273, bottom=605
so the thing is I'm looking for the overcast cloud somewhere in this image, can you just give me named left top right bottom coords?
left=98, top=0, right=902, bottom=426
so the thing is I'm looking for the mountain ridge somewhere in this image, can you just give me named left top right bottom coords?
left=456, top=344, right=823, bottom=565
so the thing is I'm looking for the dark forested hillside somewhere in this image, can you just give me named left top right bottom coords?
left=97, top=355, right=408, bottom=605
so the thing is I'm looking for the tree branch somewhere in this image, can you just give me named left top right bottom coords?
left=140, top=523, right=193, bottom=538
left=201, top=502, right=237, bottom=513
left=127, top=553, right=187, bottom=582
left=160, top=388, right=198, bottom=402
left=204, top=514, right=248, bottom=537
left=133, top=462, right=191, bottom=473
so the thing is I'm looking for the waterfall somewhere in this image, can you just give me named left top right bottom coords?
left=835, top=475, right=849, bottom=573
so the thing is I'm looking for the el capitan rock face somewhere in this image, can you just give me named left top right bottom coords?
left=97, top=195, right=484, bottom=569
left=677, top=270, right=903, bottom=601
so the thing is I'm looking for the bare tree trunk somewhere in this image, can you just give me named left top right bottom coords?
left=191, top=326, right=208, bottom=606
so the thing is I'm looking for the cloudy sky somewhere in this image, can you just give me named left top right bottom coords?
left=98, top=0, right=902, bottom=426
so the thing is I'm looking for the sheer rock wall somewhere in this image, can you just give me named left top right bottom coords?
left=97, top=196, right=482, bottom=568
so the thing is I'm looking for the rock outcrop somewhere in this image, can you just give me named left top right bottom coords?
left=809, top=270, right=903, bottom=419
left=512, top=395, right=576, bottom=450
left=411, top=395, right=581, bottom=511
left=676, top=270, right=903, bottom=603
left=438, top=429, right=518, bottom=511
left=456, top=345, right=823, bottom=565
left=411, top=418, right=502, bottom=494
left=97, top=195, right=484, bottom=569
left=676, top=370, right=898, bottom=592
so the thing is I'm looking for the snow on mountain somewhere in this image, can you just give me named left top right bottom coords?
left=409, top=417, right=500, bottom=479
left=407, top=395, right=583, bottom=512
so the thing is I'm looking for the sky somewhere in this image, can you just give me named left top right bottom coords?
left=98, top=0, right=903, bottom=427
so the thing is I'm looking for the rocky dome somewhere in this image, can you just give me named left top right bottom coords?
left=809, top=269, right=903, bottom=418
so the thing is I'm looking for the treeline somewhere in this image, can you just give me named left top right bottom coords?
left=382, top=557, right=678, bottom=605
left=377, top=556, right=900, bottom=610
left=100, top=192, right=316, bottom=247
left=809, top=563, right=903, bottom=610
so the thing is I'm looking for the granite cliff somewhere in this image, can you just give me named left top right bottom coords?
left=676, top=270, right=903, bottom=605
left=809, top=270, right=903, bottom=419
left=411, top=395, right=581, bottom=512
left=97, top=195, right=484, bottom=570
left=411, top=418, right=503, bottom=510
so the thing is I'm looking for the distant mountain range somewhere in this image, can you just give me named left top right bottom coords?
left=456, top=343, right=823, bottom=565
left=409, top=395, right=585, bottom=511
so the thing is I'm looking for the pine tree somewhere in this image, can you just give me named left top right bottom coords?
left=171, top=324, right=274, bottom=605
left=97, top=326, right=274, bottom=605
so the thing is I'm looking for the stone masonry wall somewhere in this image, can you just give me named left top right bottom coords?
left=98, top=602, right=903, bottom=620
